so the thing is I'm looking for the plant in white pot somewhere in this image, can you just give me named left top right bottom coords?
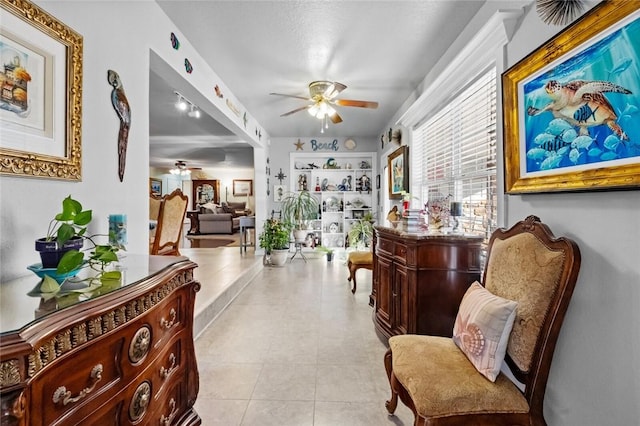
left=258, top=218, right=291, bottom=266
left=280, top=190, right=319, bottom=242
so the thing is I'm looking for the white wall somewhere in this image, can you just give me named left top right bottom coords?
left=0, top=1, right=265, bottom=281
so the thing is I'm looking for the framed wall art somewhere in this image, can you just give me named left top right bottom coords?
left=232, top=179, right=253, bottom=196
left=388, top=145, right=408, bottom=199
left=274, top=185, right=286, bottom=202
left=0, top=0, right=83, bottom=180
left=150, top=177, right=162, bottom=196
left=503, top=0, right=640, bottom=193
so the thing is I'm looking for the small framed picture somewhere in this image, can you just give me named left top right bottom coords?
left=150, top=178, right=162, bottom=195
left=274, top=185, right=286, bottom=202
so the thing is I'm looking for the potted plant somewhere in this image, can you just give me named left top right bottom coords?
left=348, top=214, right=375, bottom=250
left=316, top=245, right=335, bottom=261
left=35, top=195, right=120, bottom=278
left=258, top=218, right=291, bottom=266
left=280, top=190, right=318, bottom=242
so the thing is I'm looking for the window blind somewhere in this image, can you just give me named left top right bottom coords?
left=412, top=67, right=497, bottom=240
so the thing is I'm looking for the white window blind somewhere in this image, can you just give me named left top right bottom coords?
left=413, top=66, right=497, bottom=240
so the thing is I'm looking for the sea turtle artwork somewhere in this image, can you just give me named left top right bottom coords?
left=527, top=79, right=631, bottom=140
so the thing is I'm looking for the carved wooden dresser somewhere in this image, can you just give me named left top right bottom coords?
left=0, top=255, right=201, bottom=425
left=372, top=226, right=484, bottom=340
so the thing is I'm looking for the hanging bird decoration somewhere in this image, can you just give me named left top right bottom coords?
left=536, top=0, right=585, bottom=26
left=107, top=70, right=131, bottom=182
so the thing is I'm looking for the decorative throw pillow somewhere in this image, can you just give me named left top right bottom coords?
left=453, top=281, right=518, bottom=382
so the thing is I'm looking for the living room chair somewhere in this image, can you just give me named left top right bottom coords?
left=384, top=215, right=581, bottom=425
left=346, top=250, right=373, bottom=293
left=150, top=189, right=188, bottom=256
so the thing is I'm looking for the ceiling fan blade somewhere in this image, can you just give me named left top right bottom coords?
left=280, top=104, right=311, bottom=117
left=334, top=99, right=379, bottom=109
left=329, top=111, right=343, bottom=124
left=269, top=92, right=311, bottom=101
left=324, top=82, right=347, bottom=99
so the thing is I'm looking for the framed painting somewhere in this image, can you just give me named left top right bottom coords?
left=503, top=1, right=640, bottom=193
left=150, top=177, right=162, bottom=196
left=233, top=179, right=253, bottom=196
left=0, top=0, right=83, bottom=180
left=388, top=145, right=408, bottom=199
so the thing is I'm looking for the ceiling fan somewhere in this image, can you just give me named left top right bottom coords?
left=169, top=160, right=201, bottom=176
left=270, top=81, right=378, bottom=131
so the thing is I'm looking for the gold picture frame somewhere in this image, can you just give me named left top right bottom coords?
left=388, top=145, right=408, bottom=199
left=0, top=0, right=83, bottom=180
left=503, top=0, right=640, bottom=193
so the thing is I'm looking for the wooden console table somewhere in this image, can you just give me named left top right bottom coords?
left=372, top=226, right=483, bottom=340
left=0, top=255, right=201, bottom=425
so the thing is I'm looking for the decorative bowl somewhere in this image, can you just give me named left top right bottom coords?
left=27, top=263, right=83, bottom=284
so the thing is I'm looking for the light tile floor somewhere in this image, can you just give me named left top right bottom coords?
left=183, top=247, right=413, bottom=425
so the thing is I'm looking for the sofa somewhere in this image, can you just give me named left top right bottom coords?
left=194, top=202, right=251, bottom=234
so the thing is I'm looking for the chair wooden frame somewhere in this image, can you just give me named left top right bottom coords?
left=150, top=189, right=188, bottom=256
left=384, top=215, right=581, bottom=425
left=346, top=251, right=373, bottom=293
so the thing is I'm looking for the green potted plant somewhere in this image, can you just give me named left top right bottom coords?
left=35, top=195, right=120, bottom=277
left=316, top=245, right=335, bottom=261
left=258, top=218, right=291, bottom=266
left=280, top=190, right=318, bottom=241
left=348, top=214, right=375, bottom=250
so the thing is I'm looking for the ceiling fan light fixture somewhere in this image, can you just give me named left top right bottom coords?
left=170, top=160, right=192, bottom=176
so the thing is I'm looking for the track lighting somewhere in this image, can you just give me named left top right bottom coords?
left=174, top=91, right=200, bottom=118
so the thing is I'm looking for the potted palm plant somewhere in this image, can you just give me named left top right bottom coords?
left=258, top=218, right=291, bottom=266
left=280, top=190, right=319, bottom=242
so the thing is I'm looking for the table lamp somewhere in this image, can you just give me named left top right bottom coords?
left=450, top=202, right=462, bottom=233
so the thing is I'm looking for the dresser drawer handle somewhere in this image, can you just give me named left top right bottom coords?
left=160, top=308, right=177, bottom=329
left=52, top=364, right=103, bottom=406
left=160, top=398, right=177, bottom=426
left=160, top=353, right=176, bottom=379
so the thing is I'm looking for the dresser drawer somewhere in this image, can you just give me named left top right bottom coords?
left=31, top=337, right=125, bottom=426
left=150, top=291, right=186, bottom=349
left=377, top=237, right=394, bottom=256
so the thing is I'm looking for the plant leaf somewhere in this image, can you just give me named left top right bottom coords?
left=40, top=275, right=61, bottom=293
left=74, top=210, right=92, bottom=226
left=57, top=250, right=85, bottom=273
left=57, top=223, right=75, bottom=245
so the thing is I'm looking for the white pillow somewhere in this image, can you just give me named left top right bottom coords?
left=453, top=281, right=518, bottom=382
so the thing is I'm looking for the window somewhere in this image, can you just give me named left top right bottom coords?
left=412, top=67, right=497, bottom=240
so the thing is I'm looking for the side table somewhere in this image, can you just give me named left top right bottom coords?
left=186, top=210, right=200, bottom=234
left=239, top=216, right=256, bottom=253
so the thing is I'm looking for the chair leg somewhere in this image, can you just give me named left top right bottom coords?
left=347, top=261, right=357, bottom=293
left=384, top=348, right=398, bottom=414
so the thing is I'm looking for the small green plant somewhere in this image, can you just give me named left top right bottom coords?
left=41, top=195, right=120, bottom=275
left=280, top=190, right=318, bottom=230
left=258, top=218, right=292, bottom=253
left=46, top=195, right=92, bottom=245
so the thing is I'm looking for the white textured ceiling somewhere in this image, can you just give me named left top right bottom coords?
left=150, top=0, right=487, bottom=168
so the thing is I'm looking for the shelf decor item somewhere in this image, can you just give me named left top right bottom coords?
left=503, top=0, right=640, bottom=193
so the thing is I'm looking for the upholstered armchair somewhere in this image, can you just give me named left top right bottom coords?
left=384, top=215, right=581, bottom=425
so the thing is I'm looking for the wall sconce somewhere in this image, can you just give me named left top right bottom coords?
left=174, top=91, right=200, bottom=118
